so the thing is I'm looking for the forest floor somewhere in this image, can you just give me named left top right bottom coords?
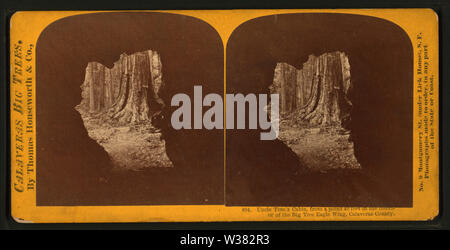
left=78, top=111, right=173, bottom=171
left=278, top=118, right=361, bottom=172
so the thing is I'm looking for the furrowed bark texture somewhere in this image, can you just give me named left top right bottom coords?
left=271, top=51, right=352, bottom=127
left=79, top=50, right=164, bottom=125
left=271, top=52, right=360, bottom=170
left=76, top=50, right=172, bottom=170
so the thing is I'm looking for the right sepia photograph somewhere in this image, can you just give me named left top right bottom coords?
left=226, top=13, right=413, bottom=207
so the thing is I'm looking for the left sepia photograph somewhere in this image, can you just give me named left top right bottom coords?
left=35, top=12, right=225, bottom=205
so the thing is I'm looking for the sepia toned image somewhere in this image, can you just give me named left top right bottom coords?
left=35, top=12, right=225, bottom=206
left=76, top=51, right=173, bottom=171
left=226, top=13, right=414, bottom=207
left=9, top=9, right=439, bottom=222
left=272, top=51, right=360, bottom=171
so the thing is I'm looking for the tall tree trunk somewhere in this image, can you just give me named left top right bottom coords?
left=271, top=51, right=353, bottom=127
left=77, top=50, right=164, bottom=126
left=75, top=50, right=173, bottom=170
left=271, top=52, right=360, bottom=171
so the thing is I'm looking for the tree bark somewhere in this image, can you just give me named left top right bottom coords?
left=77, top=50, right=165, bottom=126
left=76, top=50, right=173, bottom=170
left=270, top=51, right=353, bottom=127
left=272, top=52, right=360, bottom=171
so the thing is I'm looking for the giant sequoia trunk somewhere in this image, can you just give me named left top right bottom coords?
left=271, top=52, right=353, bottom=127
left=271, top=52, right=360, bottom=170
left=79, top=50, right=164, bottom=125
left=76, top=50, right=172, bottom=170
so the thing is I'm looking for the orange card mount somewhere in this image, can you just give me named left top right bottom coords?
left=10, top=9, right=438, bottom=222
